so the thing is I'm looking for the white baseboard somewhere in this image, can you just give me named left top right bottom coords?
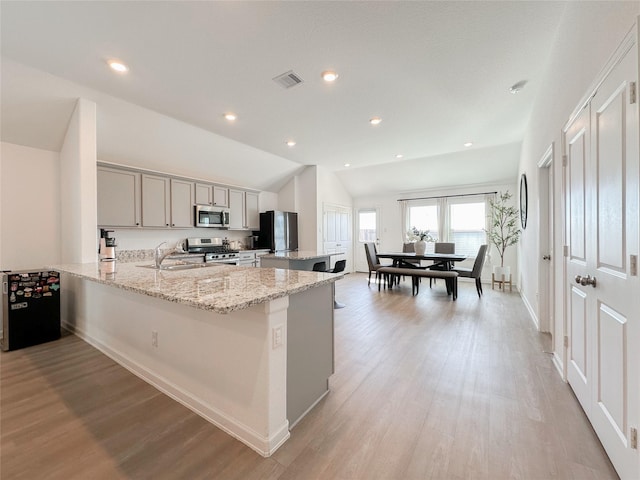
left=520, top=290, right=539, bottom=330
left=63, top=321, right=290, bottom=457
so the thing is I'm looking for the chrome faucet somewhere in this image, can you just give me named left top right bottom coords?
left=154, top=242, right=175, bottom=269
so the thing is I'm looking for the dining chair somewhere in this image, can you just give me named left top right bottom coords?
left=429, top=242, right=456, bottom=287
left=364, top=243, right=389, bottom=286
left=452, top=244, right=488, bottom=297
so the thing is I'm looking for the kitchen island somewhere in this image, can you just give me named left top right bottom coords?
left=260, top=250, right=343, bottom=271
left=53, top=261, right=341, bottom=457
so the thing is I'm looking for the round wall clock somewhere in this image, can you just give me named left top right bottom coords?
left=520, top=173, right=528, bottom=229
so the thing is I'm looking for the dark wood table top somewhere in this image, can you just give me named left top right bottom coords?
left=377, top=252, right=467, bottom=262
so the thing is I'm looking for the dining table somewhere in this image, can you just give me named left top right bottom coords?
left=376, top=251, right=467, bottom=295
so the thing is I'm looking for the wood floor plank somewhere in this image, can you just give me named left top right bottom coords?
left=1, top=274, right=619, bottom=479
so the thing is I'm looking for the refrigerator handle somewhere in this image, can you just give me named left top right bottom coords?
left=2, top=281, right=7, bottom=295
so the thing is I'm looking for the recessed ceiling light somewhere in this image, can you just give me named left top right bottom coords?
left=369, top=117, right=382, bottom=125
left=509, top=80, right=528, bottom=94
left=321, top=70, right=339, bottom=82
left=464, top=142, right=473, bottom=147
left=108, top=60, right=129, bottom=73
left=286, top=140, right=296, bottom=147
left=223, top=112, right=237, bottom=121
left=395, top=154, right=404, bottom=159
left=344, top=163, right=351, bottom=167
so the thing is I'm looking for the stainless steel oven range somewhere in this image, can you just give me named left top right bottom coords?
left=185, top=237, right=239, bottom=265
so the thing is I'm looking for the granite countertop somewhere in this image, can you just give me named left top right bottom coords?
left=261, top=251, right=345, bottom=260
left=51, top=261, right=341, bottom=314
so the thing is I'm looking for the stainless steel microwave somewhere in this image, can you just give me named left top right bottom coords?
left=194, top=205, right=230, bottom=228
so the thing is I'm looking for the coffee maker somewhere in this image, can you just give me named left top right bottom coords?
left=99, top=229, right=117, bottom=261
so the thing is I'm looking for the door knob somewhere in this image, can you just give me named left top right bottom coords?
left=543, top=255, right=551, bottom=260
left=576, top=274, right=597, bottom=287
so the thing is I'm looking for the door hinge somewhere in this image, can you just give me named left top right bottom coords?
left=564, top=336, right=569, bottom=348
left=630, top=82, right=637, bottom=105
left=562, top=154, right=568, bottom=168
left=631, top=427, right=638, bottom=449
left=631, top=255, right=638, bottom=276
left=563, top=245, right=569, bottom=257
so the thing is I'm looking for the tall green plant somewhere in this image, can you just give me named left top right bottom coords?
left=486, top=191, right=521, bottom=267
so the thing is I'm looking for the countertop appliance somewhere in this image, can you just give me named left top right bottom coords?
left=186, top=237, right=239, bottom=265
left=259, top=210, right=298, bottom=252
left=99, top=228, right=116, bottom=261
left=194, top=205, right=230, bottom=228
left=1, top=269, right=61, bottom=351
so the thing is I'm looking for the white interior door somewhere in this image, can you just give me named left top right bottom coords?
left=323, top=204, right=352, bottom=271
left=355, top=208, right=380, bottom=272
left=564, top=36, right=639, bottom=479
left=538, top=146, right=554, bottom=334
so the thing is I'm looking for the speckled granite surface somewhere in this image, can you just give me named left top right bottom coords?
left=51, top=261, right=341, bottom=314
left=261, top=251, right=344, bottom=260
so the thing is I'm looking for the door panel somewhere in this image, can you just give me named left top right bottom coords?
left=565, top=33, right=639, bottom=479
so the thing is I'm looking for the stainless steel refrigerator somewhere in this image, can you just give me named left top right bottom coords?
left=259, top=210, right=298, bottom=252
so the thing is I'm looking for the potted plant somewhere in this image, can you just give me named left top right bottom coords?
left=406, top=227, right=434, bottom=256
left=486, top=191, right=521, bottom=282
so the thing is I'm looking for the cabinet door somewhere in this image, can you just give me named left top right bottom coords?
left=213, top=186, right=229, bottom=207
left=195, top=183, right=213, bottom=205
left=170, top=179, right=194, bottom=228
left=97, top=167, right=141, bottom=227
left=142, top=174, right=171, bottom=227
left=228, top=189, right=245, bottom=230
left=245, top=192, right=260, bottom=230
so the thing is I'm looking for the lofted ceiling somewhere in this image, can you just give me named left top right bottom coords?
left=0, top=1, right=568, bottom=196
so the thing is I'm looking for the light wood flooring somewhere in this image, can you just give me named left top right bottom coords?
left=1, top=274, right=618, bottom=479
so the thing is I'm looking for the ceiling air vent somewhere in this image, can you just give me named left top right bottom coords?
left=273, top=70, right=304, bottom=89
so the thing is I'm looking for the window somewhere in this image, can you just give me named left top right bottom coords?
left=358, top=210, right=377, bottom=242
left=406, top=195, right=487, bottom=257
left=448, top=201, right=486, bottom=256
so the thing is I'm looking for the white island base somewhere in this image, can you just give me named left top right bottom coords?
left=61, top=272, right=334, bottom=457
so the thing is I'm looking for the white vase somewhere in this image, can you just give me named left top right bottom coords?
left=414, top=240, right=427, bottom=256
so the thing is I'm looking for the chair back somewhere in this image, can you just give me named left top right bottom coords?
left=312, top=261, right=327, bottom=272
left=332, top=260, right=346, bottom=273
left=402, top=243, right=415, bottom=253
left=364, top=243, right=378, bottom=269
left=435, top=242, right=455, bottom=254
left=471, top=244, right=488, bottom=277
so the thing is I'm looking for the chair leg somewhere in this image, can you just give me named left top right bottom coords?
left=476, top=278, right=483, bottom=297
left=368, top=271, right=372, bottom=286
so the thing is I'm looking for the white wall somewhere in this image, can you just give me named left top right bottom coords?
left=0, top=142, right=61, bottom=269
left=60, top=98, right=98, bottom=264
left=517, top=5, right=640, bottom=363
left=296, top=166, right=319, bottom=251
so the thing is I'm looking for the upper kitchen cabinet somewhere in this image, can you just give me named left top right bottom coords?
left=195, top=183, right=229, bottom=207
left=141, top=174, right=171, bottom=227
left=97, top=166, right=141, bottom=227
left=170, top=179, right=195, bottom=227
left=229, top=189, right=260, bottom=230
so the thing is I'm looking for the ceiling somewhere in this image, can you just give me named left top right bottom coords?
left=0, top=1, right=568, bottom=196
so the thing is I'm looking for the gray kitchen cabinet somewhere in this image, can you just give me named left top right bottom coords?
left=195, top=184, right=229, bottom=207
left=245, top=191, right=259, bottom=230
left=228, top=189, right=260, bottom=230
left=97, top=166, right=141, bottom=227
left=142, top=174, right=171, bottom=227
left=228, top=188, right=245, bottom=230
left=213, top=186, right=229, bottom=207
left=170, top=179, right=194, bottom=227
left=195, top=183, right=213, bottom=205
